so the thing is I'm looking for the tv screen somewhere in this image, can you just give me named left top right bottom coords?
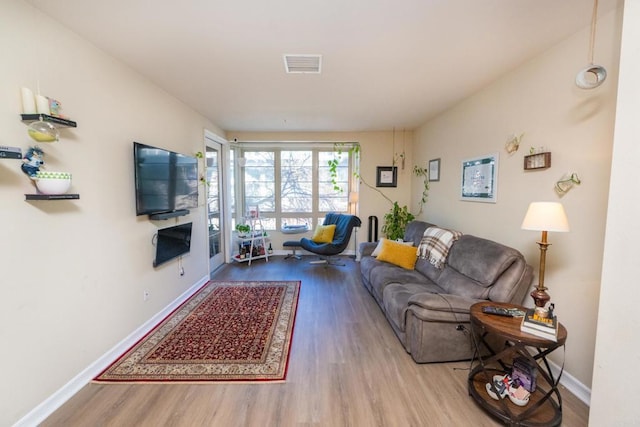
left=154, top=222, right=193, bottom=267
left=134, top=142, right=198, bottom=216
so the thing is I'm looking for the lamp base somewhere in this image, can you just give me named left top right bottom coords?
left=530, top=287, right=551, bottom=308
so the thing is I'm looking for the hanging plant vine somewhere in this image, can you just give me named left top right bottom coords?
left=413, top=165, right=429, bottom=215
left=329, top=142, right=394, bottom=204
left=329, top=143, right=432, bottom=239
left=195, top=151, right=208, bottom=186
left=329, top=143, right=430, bottom=209
left=328, top=142, right=361, bottom=193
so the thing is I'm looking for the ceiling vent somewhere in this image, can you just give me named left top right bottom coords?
left=283, top=54, right=322, bottom=74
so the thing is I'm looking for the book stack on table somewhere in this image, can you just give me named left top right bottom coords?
left=520, top=309, right=558, bottom=341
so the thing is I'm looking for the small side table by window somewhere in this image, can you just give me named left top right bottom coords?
left=468, top=301, right=567, bottom=426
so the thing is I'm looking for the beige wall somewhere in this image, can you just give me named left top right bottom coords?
left=2, top=0, right=633, bottom=424
left=413, top=8, right=622, bottom=391
left=227, top=131, right=415, bottom=249
left=590, top=0, right=640, bottom=423
left=0, top=1, right=223, bottom=425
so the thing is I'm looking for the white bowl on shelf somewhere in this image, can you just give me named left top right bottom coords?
left=34, top=171, right=72, bottom=195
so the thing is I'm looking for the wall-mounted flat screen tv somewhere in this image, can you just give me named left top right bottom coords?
left=134, top=142, right=198, bottom=216
left=154, top=222, right=193, bottom=267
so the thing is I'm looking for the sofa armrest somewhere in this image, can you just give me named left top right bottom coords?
left=405, top=293, right=485, bottom=323
left=359, top=241, right=378, bottom=258
left=408, top=293, right=483, bottom=315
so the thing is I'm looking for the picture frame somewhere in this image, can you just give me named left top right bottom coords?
left=428, top=158, right=441, bottom=182
left=460, top=153, right=499, bottom=203
left=376, top=166, right=397, bottom=187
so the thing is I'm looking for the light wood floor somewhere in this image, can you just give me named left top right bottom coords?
left=43, top=256, right=589, bottom=426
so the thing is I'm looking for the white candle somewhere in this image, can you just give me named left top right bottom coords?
left=21, top=88, right=36, bottom=114
left=36, top=95, right=50, bottom=115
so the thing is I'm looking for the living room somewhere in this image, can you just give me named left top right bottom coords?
left=1, top=0, right=638, bottom=426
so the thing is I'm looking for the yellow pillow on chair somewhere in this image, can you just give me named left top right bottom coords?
left=376, top=238, right=418, bottom=270
left=312, top=224, right=336, bottom=243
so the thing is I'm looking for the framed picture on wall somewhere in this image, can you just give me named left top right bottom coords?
left=460, top=153, right=499, bottom=203
left=376, top=166, right=397, bottom=187
left=429, top=158, right=440, bottom=182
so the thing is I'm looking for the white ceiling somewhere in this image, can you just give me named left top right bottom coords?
left=29, top=0, right=618, bottom=132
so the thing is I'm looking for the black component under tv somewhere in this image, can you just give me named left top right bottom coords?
left=133, top=142, right=198, bottom=217
left=154, top=222, right=193, bottom=267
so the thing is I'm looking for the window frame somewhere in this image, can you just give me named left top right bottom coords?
left=233, top=143, right=357, bottom=230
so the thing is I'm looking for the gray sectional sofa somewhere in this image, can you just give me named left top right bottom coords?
left=359, top=220, right=533, bottom=363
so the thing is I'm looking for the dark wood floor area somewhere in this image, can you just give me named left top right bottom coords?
left=42, top=256, right=589, bottom=426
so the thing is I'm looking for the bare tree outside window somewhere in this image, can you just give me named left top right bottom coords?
left=281, top=151, right=312, bottom=212
left=239, top=147, right=353, bottom=230
left=244, top=151, right=275, bottom=213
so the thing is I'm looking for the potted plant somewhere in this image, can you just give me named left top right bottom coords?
left=235, top=223, right=251, bottom=238
left=382, top=202, right=415, bottom=240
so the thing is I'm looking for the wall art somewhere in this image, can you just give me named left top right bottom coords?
left=461, top=153, right=499, bottom=203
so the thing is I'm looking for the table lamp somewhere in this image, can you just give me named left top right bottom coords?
left=521, top=202, right=570, bottom=309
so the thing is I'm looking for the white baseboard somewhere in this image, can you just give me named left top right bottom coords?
left=13, top=275, right=209, bottom=427
left=549, top=359, right=591, bottom=406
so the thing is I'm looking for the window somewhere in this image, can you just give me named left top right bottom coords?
left=281, top=150, right=312, bottom=213
left=244, top=151, right=275, bottom=212
left=237, top=145, right=356, bottom=230
left=318, top=151, right=348, bottom=213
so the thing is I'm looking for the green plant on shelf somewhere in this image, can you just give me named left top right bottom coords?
left=235, top=224, right=251, bottom=236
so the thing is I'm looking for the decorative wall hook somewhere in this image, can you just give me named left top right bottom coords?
left=505, top=133, right=524, bottom=155
left=555, top=172, right=581, bottom=195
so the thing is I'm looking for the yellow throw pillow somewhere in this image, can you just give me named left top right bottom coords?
left=312, top=224, right=336, bottom=243
left=376, top=238, right=418, bottom=270
left=371, top=238, right=414, bottom=257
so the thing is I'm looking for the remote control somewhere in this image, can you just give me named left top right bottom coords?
left=482, top=306, right=525, bottom=317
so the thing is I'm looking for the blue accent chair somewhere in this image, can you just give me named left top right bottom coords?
left=300, top=213, right=361, bottom=265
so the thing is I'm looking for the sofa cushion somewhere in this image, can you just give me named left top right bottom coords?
left=435, top=267, right=492, bottom=300
left=367, top=263, right=428, bottom=303
left=446, top=235, right=519, bottom=286
left=404, top=221, right=437, bottom=246
left=376, top=239, right=418, bottom=270
left=414, top=258, right=443, bottom=283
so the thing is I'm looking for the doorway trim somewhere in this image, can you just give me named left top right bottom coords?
left=204, top=130, right=229, bottom=273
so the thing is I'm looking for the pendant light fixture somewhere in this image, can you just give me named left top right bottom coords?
left=575, top=0, right=607, bottom=89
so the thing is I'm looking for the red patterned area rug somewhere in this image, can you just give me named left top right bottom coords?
left=94, top=280, right=300, bottom=383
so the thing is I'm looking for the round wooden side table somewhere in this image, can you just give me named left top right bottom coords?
left=468, top=301, right=567, bottom=426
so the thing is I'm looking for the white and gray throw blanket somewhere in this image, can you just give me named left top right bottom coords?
left=418, top=227, right=463, bottom=269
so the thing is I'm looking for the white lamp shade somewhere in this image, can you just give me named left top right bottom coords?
left=521, top=202, right=570, bottom=232
left=349, top=192, right=359, bottom=204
